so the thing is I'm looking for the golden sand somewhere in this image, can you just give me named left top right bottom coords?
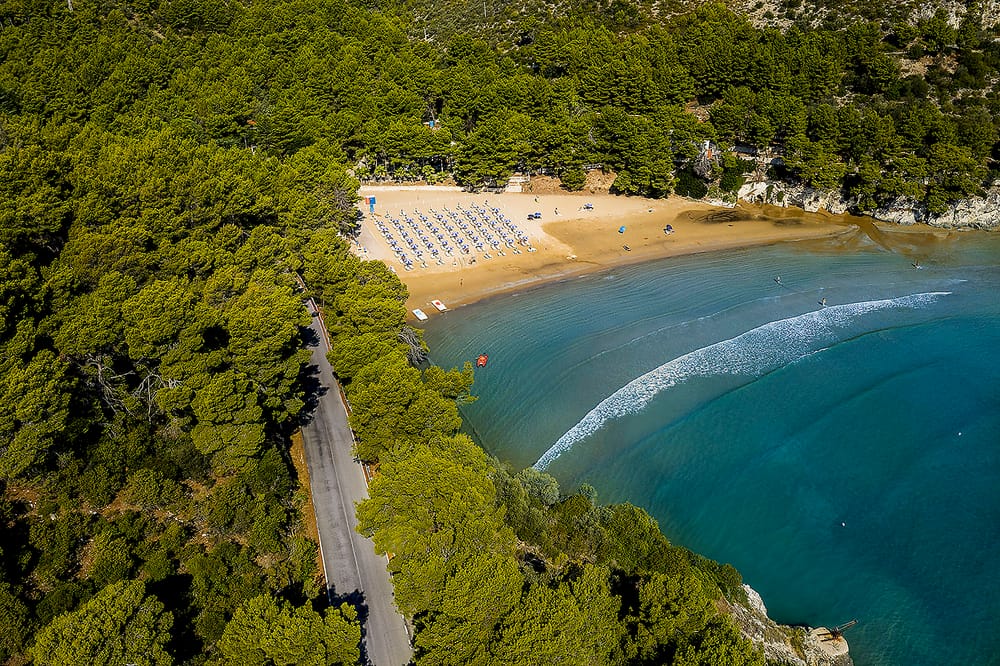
left=353, top=186, right=940, bottom=317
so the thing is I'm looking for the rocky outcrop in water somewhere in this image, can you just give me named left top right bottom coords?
left=731, top=585, right=854, bottom=666
left=737, top=181, right=1000, bottom=230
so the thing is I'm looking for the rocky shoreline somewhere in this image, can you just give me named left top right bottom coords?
left=737, top=180, right=1000, bottom=231
left=732, top=585, right=855, bottom=666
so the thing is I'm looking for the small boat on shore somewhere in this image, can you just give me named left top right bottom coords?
left=431, top=299, right=448, bottom=311
left=412, top=308, right=428, bottom=321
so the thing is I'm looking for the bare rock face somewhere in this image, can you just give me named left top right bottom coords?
left=730, top=585, right=855, bottom=666
left=692, top=150, right=717, bottom=180
left=869, top=197, right=925, bottom=226
left=736, top=0, right=1000, bottom=33
left=737, top=181, right=850, bottom=215
left=926, top=188, right=1000, bottom=230
left=736, top=181, right=1000, bottom=230
left=804, top=627, right=854, bottom=666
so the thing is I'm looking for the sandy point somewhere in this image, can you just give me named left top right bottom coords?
left=352, top=186, right=851, bottom=318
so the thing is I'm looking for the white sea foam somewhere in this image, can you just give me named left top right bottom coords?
left=533, top=292, right=950, bottom=470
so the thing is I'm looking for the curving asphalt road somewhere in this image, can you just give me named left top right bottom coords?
left=300, top=307, right=412, bottom=666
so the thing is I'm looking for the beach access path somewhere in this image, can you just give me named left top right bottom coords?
left=300, top=307, right=412, bottom=666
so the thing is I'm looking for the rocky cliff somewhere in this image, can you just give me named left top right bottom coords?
left=737, top=180, right=1000, bottom=230
left=736, top=0, right=1000, bottom=35
left=731, top=585, right=855, bottom=666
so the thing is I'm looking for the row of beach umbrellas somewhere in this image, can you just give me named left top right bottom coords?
left=372, top=203, right=535, bottom=270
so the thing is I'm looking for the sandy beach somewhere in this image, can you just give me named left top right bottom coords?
left=354, top=186, right=861, bottom=316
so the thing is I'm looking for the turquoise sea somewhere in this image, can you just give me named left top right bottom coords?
left=422, top=219, right=1000, bottom=666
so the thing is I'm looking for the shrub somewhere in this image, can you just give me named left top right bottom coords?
left=560, top=165, right=586, bottom=191
left=675, top=169, right=709, bottom=199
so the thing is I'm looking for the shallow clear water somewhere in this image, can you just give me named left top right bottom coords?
left=423, top=228, right=1000, bottom=665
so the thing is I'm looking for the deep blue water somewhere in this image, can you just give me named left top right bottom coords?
left=422, top=225, right=1000, bottom=666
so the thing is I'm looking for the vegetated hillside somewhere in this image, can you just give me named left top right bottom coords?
left=0, top=9, right=368, bottom=659
left=370, top=0, right=1000, bottom=217
left=0, top=0, right=991, bottom=662
left=6, top=0, right=998, bottom=213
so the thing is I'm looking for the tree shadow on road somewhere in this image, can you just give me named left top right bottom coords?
left=299, top=364, right=329, bottom=427
left=298, top=327, right=329, bottom=427
left=302, top=323, right=322, bottom=348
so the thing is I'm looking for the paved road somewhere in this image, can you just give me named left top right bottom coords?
left=300, top=310, right=412, bottom=666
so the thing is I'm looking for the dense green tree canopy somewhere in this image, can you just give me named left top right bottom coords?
left=29, top=580, right=173, bottom=666
left=357, top=434, right=514, bottom=614
left=214, top=595, right=360, bottom=665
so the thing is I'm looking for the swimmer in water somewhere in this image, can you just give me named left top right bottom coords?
left=819, top=298, right=827, bottom=307
left=774, top=276, right=782, bottom=285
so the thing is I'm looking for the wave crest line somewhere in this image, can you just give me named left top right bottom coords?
left=533, top=292, right=950, bottom=470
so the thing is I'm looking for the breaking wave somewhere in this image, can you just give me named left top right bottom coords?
left=533, top=292, right=950, bottom=470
